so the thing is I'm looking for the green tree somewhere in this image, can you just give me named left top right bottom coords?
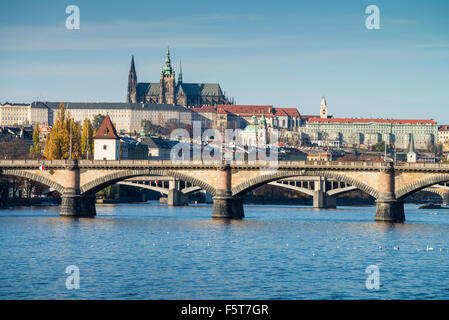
left=374, top=140, right=385, bottom=152
left=29, top=123, right=41, bottom=158
left=92, top=114, right=106, bottom=130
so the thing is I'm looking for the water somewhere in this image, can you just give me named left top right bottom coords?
left=1, top=202, right=449, bottom=299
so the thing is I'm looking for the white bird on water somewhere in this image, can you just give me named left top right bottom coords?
left=426, top=245, right=435, bottom=251
left=394, top=246, right=400, bottom=250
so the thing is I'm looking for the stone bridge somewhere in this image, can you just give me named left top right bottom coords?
left=1, top=159, right=449, bottom=222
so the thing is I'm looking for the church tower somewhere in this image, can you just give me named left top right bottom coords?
left=320, top=96, right=328, bottom=119
left=127, top=56, right=137, bottom=103
left=159, top=47, right=176, bottom=105
left=407, top=134, right=417, bottom=163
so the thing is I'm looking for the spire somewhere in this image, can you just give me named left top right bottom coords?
left=178, top=60, right=183, bottom=83
left=409, top=134, right=415, bottom=153
left=161, top=46, right=174, bottom=75
left=127, top=55, right=137, bottom=103
left=320, top=95, right=328, bottom=119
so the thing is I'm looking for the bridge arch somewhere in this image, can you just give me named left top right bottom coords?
left=232, top=170, right=379, bottom=199
left=80, top=169, right=216, bottom=196
left=396, top=174, right=449, bottom=200
left=0, top=169, right=65, bottom=194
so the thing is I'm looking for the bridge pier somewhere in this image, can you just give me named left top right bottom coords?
left=211, top=165, right=244, bottom=219
left=441, top=192, right=449, bottom=206
left=375, top=166, right=404, bottom=222
left=313, top=177, right=336, bottom=209
left=60, top=160, right=96, bottom=217
left=167, top=180, right=188, bottom=206
left=313, top=190, right=336, bottom=209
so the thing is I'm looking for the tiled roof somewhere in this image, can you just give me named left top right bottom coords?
left=274, top=108, right=300, bottom=117
left=94, top=115, right=119, bottom=140
left=216, top=105, right=273, bottom=116
left=191, top=106, right=217, bottom=113
left=308, top=118, right=437, bottom=125
left=439, top=125, right=449, bottom=131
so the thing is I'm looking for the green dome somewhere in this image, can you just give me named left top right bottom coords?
left=243, top=124, right=258, bottom=133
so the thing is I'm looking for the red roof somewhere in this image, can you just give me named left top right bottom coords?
left=191, top=106, right=216, bottom=113
left=274, top=107, right=300, bottom=117
left=94, top=115, right=119, bottom=139
left=216, top=105, right=273, bottom=115
left=308, top=118, right=436, bottom=125
left=439, top=125, right=449, bottom=131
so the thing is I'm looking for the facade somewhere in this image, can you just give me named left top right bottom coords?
left=29, top=101, right=193, bottom=134
left=240, top=114, right=268, bottom=146
left=127, top=49, right=232, bottom=108
left=304, top=118, right=438, bottom=150
left=439, top=125, right=449, bottom=143
left=0, top=103, right=30, bottom=125
left=191, top=105, right=301, bottom=133
left=93, top=115, right=120, bottom=160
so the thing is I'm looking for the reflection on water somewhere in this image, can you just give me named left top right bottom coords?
left=1, top=202, right=449, bottom=299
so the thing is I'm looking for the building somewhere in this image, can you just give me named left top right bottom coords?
left=305, top=118, right=438, bottom=150
left=29, top=101, right=193, bottom=134
left=303, top=98, right=438, bottom=150
left=439, top=125, right=449, bottom=151
left=306, top=150, right=333, bottom=161
left=140, top=136, right=178, bottom=160
left=93, top=115, right=120, bottom=160
left=0, top=103, right=30, bottom=125
left=191, top=105, right=301, bottom=132
left=240, top=114, right=268, bottom=146
left=127, top=48, right=232, bottom=107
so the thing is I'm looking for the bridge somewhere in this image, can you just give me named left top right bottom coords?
left=1, top=159, right=449, bottom=222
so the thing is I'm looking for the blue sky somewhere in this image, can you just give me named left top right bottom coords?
left=0, top=0, right=448, bottom=122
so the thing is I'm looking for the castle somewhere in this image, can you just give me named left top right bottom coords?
left=126, top=48, right=232, bottom=108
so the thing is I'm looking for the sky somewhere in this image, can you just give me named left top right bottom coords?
left=0, top=0, right=448, bottom=123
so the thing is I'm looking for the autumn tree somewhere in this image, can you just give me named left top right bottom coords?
left=43, top=103, right=82, bottom=160
left=81, top=118, right=94, bottom=159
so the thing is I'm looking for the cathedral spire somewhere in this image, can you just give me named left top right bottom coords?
left=161, top=46, right=174, bottom=75
left=127, top=55, right=137, bottom=103
left=178, top=60, right=183, bottom=83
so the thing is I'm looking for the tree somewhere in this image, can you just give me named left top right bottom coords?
left=374, top=140, right=385, bottom=152
left=29, top=123, right=41, bottom=158
left=92, top=114, right=106, bottom=130
left=43, top=103, right=82, bottom=160
left=81, top=118, right=94, bottom=159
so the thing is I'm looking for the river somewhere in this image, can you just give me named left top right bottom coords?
left=1, top=202, right=449, bottom=299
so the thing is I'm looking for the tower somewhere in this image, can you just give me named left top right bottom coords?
left=127, top=56, right=137, bottom=103
left=407, top=134, right=417, bottom=163
left=178, top=61, right=183, bottom=84
left=159, top=47, right=176, bottom=105
left=93, top=115, right=120, bottom=160
left=320, top=96, right=328, bottom=119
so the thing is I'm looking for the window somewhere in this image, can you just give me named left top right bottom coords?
left=103, top=145, right=107, bottom=150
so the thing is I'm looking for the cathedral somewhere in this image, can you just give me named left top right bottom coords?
left=126, top=48, right=233, bottom=108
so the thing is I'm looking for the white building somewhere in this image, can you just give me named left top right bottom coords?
left=93, top=115, right=120, bottom=160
